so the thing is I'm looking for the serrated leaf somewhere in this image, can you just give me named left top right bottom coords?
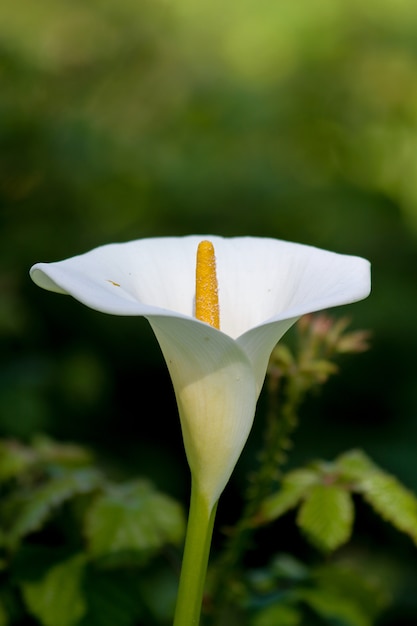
left=21, top=553, right=87, bottom=626
left=5, top=469, right=102, bottom=547
left=337, top=449, right=417, bottom=544
left=257, top=469, right=319, bottom=524
left=336, top=449, right=376, bottom=481
left=297, top=484, right=354, bottom=553
left=84, top=480, right=185, bottom=560
left=359, top=472, right=417, bottom=544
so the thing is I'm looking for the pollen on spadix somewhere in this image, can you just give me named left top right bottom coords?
left=195, top=240, right=220, bottom=329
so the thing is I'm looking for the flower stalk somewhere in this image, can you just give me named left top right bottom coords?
left=173, top=483, right=218, bottom=626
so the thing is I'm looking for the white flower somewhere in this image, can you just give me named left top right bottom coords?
left=30, top=235, right=371, bottom=508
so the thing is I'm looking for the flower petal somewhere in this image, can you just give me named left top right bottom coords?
left=235, top=246, right=370, bottom=392
left=30, top=236, right=370, bottom=340
left=148, top=316, right=258, bottom=507
left=30, top=238, right=200, bottom=318
left=238, top=317, right=300, bottom=394
left=211, top=237, right=371, bottom=338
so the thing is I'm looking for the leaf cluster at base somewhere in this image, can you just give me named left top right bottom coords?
left=0, top=436, right=186, bottom=626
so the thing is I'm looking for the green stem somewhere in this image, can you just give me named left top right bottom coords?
left=173, top=481, right=218, bottom=626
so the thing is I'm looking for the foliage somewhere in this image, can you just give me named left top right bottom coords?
left=257, top=448, right=417, bottom=553
left=246, top=555, right=389, bottom=626
left=0, top=437, right=185, bottom=626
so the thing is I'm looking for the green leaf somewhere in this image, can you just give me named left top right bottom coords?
left=21, top=553, right=87, bottom=626
left=300, top=587, right=372, bottom=626
left=251, top=603, right=302, bottom=626
left=337, top=449, right=417, bottom=544
left=257, top=469, right=319, bottom=524
left=359, top=472, right=417, bottom=544
left=336, top=449, right=376, bottom=481
left=5, top=469, right=102, bottom=547
left=298, top=562, right=389, bottom=626
left=84, top=480, right=185, bottom=560
left=297, top=484, right=354, bottom=552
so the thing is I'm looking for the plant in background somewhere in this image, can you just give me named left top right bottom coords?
left=0, top=436, right=186, bottom=626
left=29, top=234, right=371, bottom=626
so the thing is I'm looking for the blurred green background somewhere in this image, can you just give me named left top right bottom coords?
left=1, top=0, right=417, bottom=622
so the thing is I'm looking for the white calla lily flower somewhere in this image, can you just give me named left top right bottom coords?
left=30, top=235, right=371, bottom=507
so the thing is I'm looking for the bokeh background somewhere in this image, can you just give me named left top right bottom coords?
left=1, top=0, right=417, bottom=623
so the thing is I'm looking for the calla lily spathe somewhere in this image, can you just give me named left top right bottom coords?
left=30, top=235, right=371, bottom=507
